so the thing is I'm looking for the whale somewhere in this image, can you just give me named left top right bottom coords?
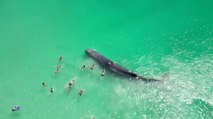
left=85, top=49, right=161, bottom=82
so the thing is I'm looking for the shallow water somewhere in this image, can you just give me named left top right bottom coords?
left=0, top=0, right=213, bottom=119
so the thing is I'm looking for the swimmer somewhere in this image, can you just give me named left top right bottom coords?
left=54, top=64, right=63, bottom=69
left=71, top=80, right=75, bottom=84
left=54, top=64, right=64, bottom=75
left=58, top=56, right=63, bottom=62
left=67, top=80, right=75, bottom=90
left=42, top=82, right=46, bottom=87
left=90, top=64, right=95, bottom=70
left=79, top=89, right=84, bottom=96
left=68, top=82, right=72, bottom=86
left=54, top=68, right=60, bottom=75
left=101, top=69, right=105, bottom=77
left=50, top=87, right=54, bottom=93
left=56, top=64, right=63, bottom=69
left=81, top=65, right=86, bottom=69
left=11, top=106, right=21, bottom=112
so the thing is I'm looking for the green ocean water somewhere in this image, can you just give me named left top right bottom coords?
left=0, top=0, right=213, bottom=118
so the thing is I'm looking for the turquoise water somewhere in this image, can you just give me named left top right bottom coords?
left=0, top=0, right=213, bottom=118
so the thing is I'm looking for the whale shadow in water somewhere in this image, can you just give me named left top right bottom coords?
left=85, top=49, right=164, bottom=82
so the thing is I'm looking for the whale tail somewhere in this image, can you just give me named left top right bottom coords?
left=138, top=72, right=170, bottom=82
left=128, top=72, right=160, bottom=82
left=138, top=76, right=162, bottom=82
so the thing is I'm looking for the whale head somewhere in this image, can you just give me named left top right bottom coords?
left=85, top=49, right=110, bottom=67
left=85, top=49, right=97, bottom=57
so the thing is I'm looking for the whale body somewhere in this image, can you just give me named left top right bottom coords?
left=85, top=49, right=161, bottom=82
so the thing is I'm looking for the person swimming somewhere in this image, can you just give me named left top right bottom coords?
left=57, top=64, right=63, bottom=69
left=11, top=106, right=21, bottom=112
left=67, top=80, right=75, bottom=90
left=54, top=68, right=60, bottom=75
left=81, top=65, right=86, bottom=69
left=79, top=89, right=84, bottom=96
left=101, top=69, right=105, bottom=77
left=50, top=88, right=54, bottom=93
left=68, top=82, right=72, bottom=87
left=90, top=64, right=95, bottom=70
left=54, top=64, right=64, bottom=75
left=42, top=82, right=46, bottom=87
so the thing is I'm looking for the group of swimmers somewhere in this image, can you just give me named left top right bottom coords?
left=11, top=56, right=104, bottom=116
left=53, top=56, right=105, bottom=95
left=81, top=64, right=105, bottom=77
left=42, top=80, right=83, bottom=95
left=43, top=56, right=94, bottom=96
